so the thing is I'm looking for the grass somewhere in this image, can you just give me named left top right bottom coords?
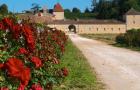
left=80, top=34, right=140, bottom=52
left=113, top=44, right=140, bottom=51
left=80, top=34, right=118, bottom=44
left=54, top=39, right=105, bottom=90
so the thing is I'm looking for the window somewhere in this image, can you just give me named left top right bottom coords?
left=97, top=28, right=98, bottom=31
left=119, top=28, right=121, bottom=31
left=133, top=21, right=135, bottom=24
left=104, top=28, right=106, bottom=31
left=111, top=28, right=113, bottom=31
left=89, top=28, right=91, bottom=31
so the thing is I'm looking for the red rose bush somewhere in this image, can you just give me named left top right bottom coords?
left=0, top=17, right=68, bottom=90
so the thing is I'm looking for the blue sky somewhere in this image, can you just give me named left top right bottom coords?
left=0, top=0, right=92, bottom=13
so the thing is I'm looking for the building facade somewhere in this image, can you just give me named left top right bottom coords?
left=53, top=3, right=64, bottom=20
left=18, top=3, right=140, bottom=34
left=48, top=20, right=126, bottom=34
left=48, top=6, right=140, bottom=34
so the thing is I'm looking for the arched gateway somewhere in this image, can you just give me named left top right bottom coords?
left=68, top=24, right=76, bottom=33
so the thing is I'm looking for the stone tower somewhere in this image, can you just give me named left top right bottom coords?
left=126, top=8, right=140, bottom=30
left=53, top=3, right=64, bottom=20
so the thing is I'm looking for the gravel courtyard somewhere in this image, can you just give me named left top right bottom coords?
left=69, top=34, right=140, bottom=90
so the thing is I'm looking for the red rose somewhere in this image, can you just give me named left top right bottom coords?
left=0, top=87, right=9, bottom=90
left=0, top=63, right=4, bottom=69
left=22, top=24, right=35, bottom=52
left=0, top=22, right=5, bottom=30
left=18, top=84, right=25, bottom=90
left=30, top=83, right=43, bottom=90
left=2, top=17, right=13, bottom=28
left=5, top=58, right=25, bottom=77
left=61, top=67, right=68, bottom=76
left=5, top=58, right=31, bottom=86
left=20, top=68, right=30, bottom=86
left=31, top=57, right=42, bottom=68
left=18, top=48, right=28, bottom=54
left=11, top=24, right=21, bottom=39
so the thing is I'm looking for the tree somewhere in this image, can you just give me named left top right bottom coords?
left=94, top=0, right=113, bottom=19
left=91, top=0, right=140, bottom=20
left=64, top=9, right=71, bottom=13
left=0, top=4, right=8, bottom=15
left=85, top=8, right=90, bottom=13
left=72, top=7, right=81, bottom=13
left=31, top=3, right=41, bottom=14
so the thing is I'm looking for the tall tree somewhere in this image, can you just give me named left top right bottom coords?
left=31, top=3, right=41, bottom=14
left=95, top=0, right=113, bottom=19
left=72, top=7, right=81, bottom=13
left=85, top=8, right=90, bottom=13
left=64, top=9, right=71, bottom=13
left=91, top=0, right=140, bottom=20
left=0, top=4, right=8, bottom=15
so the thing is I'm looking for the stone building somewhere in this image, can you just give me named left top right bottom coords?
left=48, top=7, right=140, bottom=34
left=126, top=8, right=140, bottom=30
left=18, top=3, right=140, bottom=34
left=53, top=3, right=64, bottom=20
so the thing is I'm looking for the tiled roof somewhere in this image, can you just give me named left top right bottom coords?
left=126, top=8, right=140, bottom=15
left=47, top=19, right=125, bottom=24
left=53, top=3, right=64, bottom=12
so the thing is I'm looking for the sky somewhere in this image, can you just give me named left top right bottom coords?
left=0, top=0, right=92, bottom=13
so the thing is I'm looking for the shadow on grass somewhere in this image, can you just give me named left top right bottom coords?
left=80, top=34, right=140, bottom=52
left=111, top=43, right=140, bottom=51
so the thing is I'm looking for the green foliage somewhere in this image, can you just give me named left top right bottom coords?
left=0, top=16, right=68, bottom=89
left=64, top=9, right=71, bottom=13
left=64, top=12, right=96, bottom=19
left=85, top=8, right=90, bottom=13
left=116, top=29, right=140, bottom=47
left=72, top=7, right=81, bottom=13
left=31, top=3, right=41, bottom=14
left=94, top=0, right=115, bottom=19
left=92, top=0, right=140, bottom=20
left=64, top=7, right=96, bottom=19
left=115, top=34, right=125, bottom=44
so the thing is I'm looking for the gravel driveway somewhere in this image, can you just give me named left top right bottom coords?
left=69, top=34, right=140, bottom=90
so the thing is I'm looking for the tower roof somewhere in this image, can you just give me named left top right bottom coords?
left=126, top=8, right=140, bottom=15
left=53, top=3, right=64, bottom=12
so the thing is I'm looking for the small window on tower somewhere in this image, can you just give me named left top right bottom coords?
left=133, top=21, right=135, bottom=24
left=89, top=28, right=91, bottom=31
left=119, top=28, right=121, bottom=31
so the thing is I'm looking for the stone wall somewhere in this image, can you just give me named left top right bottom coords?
left=48, top=24, right=126, bottom=34
left=18, top=14, right=53, bottom=23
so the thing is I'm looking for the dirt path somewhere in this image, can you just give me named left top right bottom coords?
left=69, top=34, right=140, bottom=90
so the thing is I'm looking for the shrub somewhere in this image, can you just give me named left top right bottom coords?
left=116, top=29, right=140, bottom=47
left=115, top=34, right=125, bottom=44
left=0, top=16, right=68, bottom=90
left=124, top=29, right=137, bottom=46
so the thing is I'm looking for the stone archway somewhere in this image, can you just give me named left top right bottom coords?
left=68, top=24, right=76, bottom=33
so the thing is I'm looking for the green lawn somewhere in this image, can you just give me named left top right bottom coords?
left=54, top=39, right=104, bottom=90
left=80, top=34, right=118, bottom=44
left=80, top=34, right=140, bottom=52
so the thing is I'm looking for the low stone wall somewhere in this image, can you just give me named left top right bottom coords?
left=18, top=14, right=53, bottom=23
left=48, top=24, right=126, bottom=34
